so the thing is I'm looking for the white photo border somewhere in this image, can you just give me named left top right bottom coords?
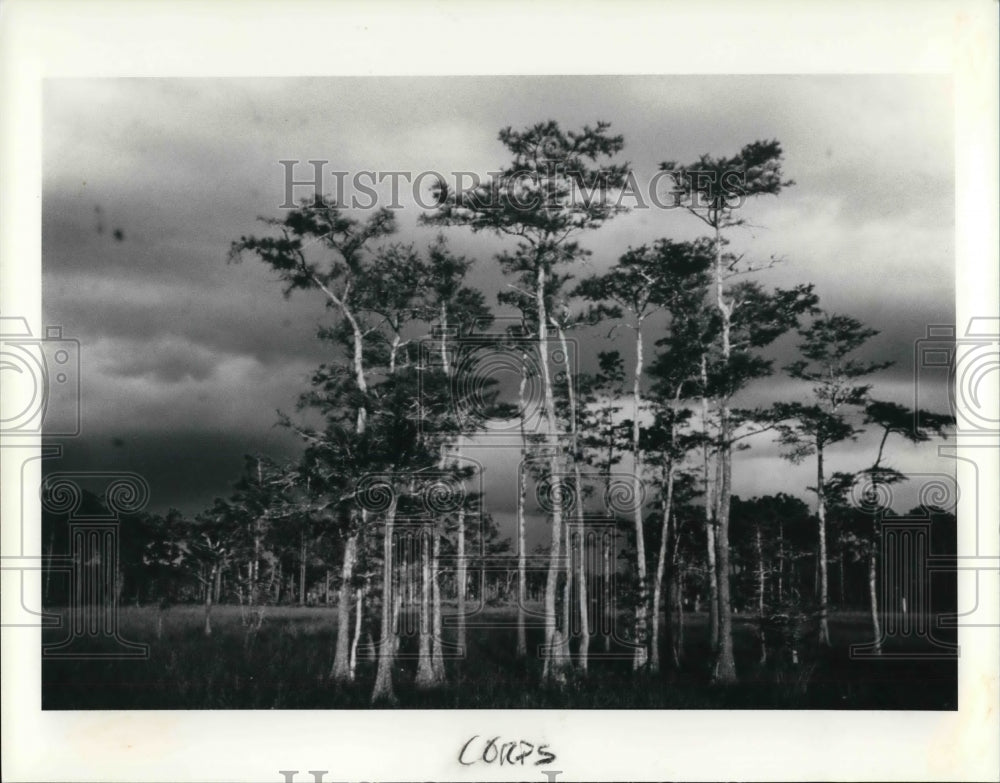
left=1, top=1, right=998, bottom=781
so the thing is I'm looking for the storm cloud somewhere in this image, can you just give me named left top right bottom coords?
left=42, top=76, right=954, bottom=515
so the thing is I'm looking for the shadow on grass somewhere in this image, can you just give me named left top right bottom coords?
left=41, top=606, right=956, bottom=710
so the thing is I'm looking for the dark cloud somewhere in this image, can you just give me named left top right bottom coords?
left=106, top=339, right=220, bottom=383
left=44, top=427, right=301, bottom=515
left=41, top=76, right=954, bottom=513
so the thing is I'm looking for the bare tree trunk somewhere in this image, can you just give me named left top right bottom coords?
left=250, top=528, right=259, bottom=611
left=517, top=353, right=529, bottom=659
left=778, top=521, right=784, bottom=603
left=416, top=527, right=434, bottom=687
left=517, top=465, right=528, bottom=659
left=574, top=466, right=589, bottom=673
left=331, top=532, right=357, bottom=682
left=557, top=323, right=588, bottom=672
left=324, top=569, right=331, bottom=606
left=455, top=497, right=467, bottom=648
left=603, top=536, right=612, bottom=652
left=204, top=565, right=216, bottom=636
left=651, top=457, right=676, bottom=674
left=816, top=446, right=831, bottom=645
left=431, top=530, right=445, bottom=681
left=713, top=413, right=737, bottom=682
left=651, top=548, right=665, bottom=673
left=838, top=552, right=845, bottom=607
left=392, top=585, right=402, bottom=656
left=868, top=532, right=882, bottom=655
left=756, top=525, right=766, bottom=664
left=705, top=523, right=719, bottom=646
left=349, top=585, right=364, bottom=679
left=537, top=266, right=566, bottom=681
left=272, top=558, right=282, bottom=604
left=309, top=278, right=370, bottom=681
left=711, top=229, right=737, bottom=684
left=373, top=495, right=399, bottom=703
left=673, top=569, right=684, bottom=667
left=405, top=547, right=414, bottom=606
left=447, top=446, right=467, bottom=656
left=700, top=357, right=719, bottom=654
left=757, top=526, right=765, bottom=618
left=631, top=325, right=649, bottom=670
left=437, top=302, right=463, bottom=665
left=299, top=531, right=308, bottom=607
left=562, top=513, right=572, bottom=652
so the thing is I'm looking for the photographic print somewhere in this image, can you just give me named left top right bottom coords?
left=2, top=3, right=997, bottom=782
left=37, top=74, right=960, bottom=711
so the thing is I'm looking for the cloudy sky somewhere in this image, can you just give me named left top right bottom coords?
left=42, top=76, right=955, bottom=524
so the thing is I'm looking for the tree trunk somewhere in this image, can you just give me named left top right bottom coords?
left=517, top=460, right=528, bottom=658
left=713, top=413, right=737, bottom=683
left=404, top=546, right=414, bottom=606
left=706, top=522, right=719, bottom=650
left=324, top=568, right=332, bottom=606
left=603, top=536, right=612, bottom=652
left=373, top=494, right=399, bottom=703
left=349, top=585, right=364, bottom=679
left=711, top=228, right=737, bottom=684
left=440, top=301, right=464, bottom=665
left=574, top=465, right=589, bottom=673
left=777, top=520, right=784, bottom=603
left=631, top=325, right=649, bottom=670
left=700, top=357, right=719, bottom=653
left=838, top=552, right=845, bottom=607
left=673, top=569, right=684, bottom=667
left=651, top=457, right=676, bottom=674
left=250, top=523, right=260, bottom=610
left=299, top=531, right=308, bottom=607
left=331, top=532, right=357, bottom=682
left=416, top=527, right=435, bottom=687
left=537, top=265, right=567, bottom=681
left=204, top=565, right=216, bottom=636
left=816, top=446, right=831, bottom=645
left=455, top=497, right=467, bottom=653
left=557, top=322, right=588, bottom=672
left=650, top=547, right=665, bottom=673
left=562, top=512, right=572, bottom=651
left=756, top=525, right=766, bottom=663
left=392, top=584, right=403, bottom=655
left=868, top=523, right=882, bottom=654
left=431, top=529, right=445, bottom=681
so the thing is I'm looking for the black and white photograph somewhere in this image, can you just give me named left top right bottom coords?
left=2, top=3, right=998, bottom=782
left=37, top=74, right=963, bottom=711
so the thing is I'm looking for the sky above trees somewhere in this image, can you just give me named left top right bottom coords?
left=42, top=75, right=955, bottom=514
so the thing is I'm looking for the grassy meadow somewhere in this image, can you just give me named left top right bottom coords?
left=41, top=604, right=956, bottom=710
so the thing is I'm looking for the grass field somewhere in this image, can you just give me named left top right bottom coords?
left=41, top=605, right=957, bottom=710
